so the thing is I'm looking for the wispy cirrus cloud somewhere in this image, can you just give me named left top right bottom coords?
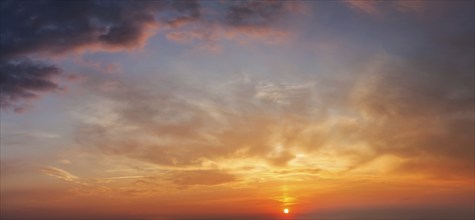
left=343, top=0, right=383, bottom=17
left=343, top=0, right=431, bottom=17
left=167, top=169, right=237, bottom=188
left=39, top=166, right=78, bottom=182
left=73, top=75, right=321, bottom=170
left=393, top=0, right=427, bottom=13
left=166, top=25, right=291, bottom=52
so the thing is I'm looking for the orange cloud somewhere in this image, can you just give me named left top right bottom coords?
left=167, top=170, right=237, bottom=188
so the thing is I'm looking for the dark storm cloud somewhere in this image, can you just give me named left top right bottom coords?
left=0, top=0, right=294, bottom=60
left=0, top=0, right=201, bottom=111
left=224, top=1, right=287, bottom=27
left=0, top=0, right=201, bottom=58
left=0, top=59, right=61, bottom=112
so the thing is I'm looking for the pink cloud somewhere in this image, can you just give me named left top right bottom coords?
left=75, top=57, right=122, bottom=75
left=344, top=0, right=382, bottom=17
left=393, top=0, right=427, bottom=13
left=166, top=24, right=291, bottom=53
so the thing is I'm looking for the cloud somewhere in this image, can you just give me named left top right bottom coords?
left=72, top=7, right=474, bottom=181
left=0, top=58, right=62, bottom=112
left=0, top=0, right=302, bottom=111
left=75, top=57, right=122, bottom=74
left=255, top=81, right=314, bottom=105
left=345, top=27, right=474, bottom=176
left=273, top=168, right=321, bottom=175
left=167, top=170, right=236, bottom=188
left=72, top=38, right=474, bottom=178
left=0, top=0, right=201, bottom=111
left=343, top=0, right=435, bottom=17
left=164, top=1, right=301, bottom=51
left=5, top=0, right=472, bottom=183
left=166, top=25, right=291, bottom=53
left=39, top=166, right=78, bottom=182
left=343, top=0, right=382, bottom=17
left=224, top=1, right=289, bottom=27
left=393, top=0, right=427, bottom=13
left=0, top=0, right=201, bottom=58
left=72, top=76, right=322, bottom=169
left=224, top=25, right=291, bottom=45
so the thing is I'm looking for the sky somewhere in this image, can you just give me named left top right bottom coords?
left=0, top=0, right=474, bottom=220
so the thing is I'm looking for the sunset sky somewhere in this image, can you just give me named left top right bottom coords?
left=1, top=1, right=474, bottom=219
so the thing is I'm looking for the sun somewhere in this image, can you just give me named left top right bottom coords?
left=283, top=208, right=290, bottom=214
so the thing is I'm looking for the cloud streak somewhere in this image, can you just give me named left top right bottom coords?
left=39, top=166, right=78, bottom=182
left=167, top=170, right=237, bottom=188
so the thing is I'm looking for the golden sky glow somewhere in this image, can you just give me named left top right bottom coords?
left=1, top=1, right=474, bottom=220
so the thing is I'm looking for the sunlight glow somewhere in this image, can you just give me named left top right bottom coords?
left=283, top=208, right=289, bottom=214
